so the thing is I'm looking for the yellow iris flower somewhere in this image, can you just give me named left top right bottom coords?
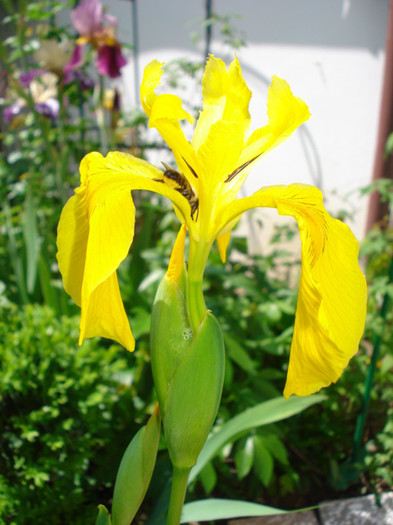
left=56, top=56, right=367, bottom=398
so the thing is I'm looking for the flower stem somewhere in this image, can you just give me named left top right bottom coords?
left=166, top=467, right=190, bottom=525
left=186, top=239, right=211, bottom=331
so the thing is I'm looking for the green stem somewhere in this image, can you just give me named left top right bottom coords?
left=186, top=239, right=211, bottom=331
left=166, top=467, right=191, bottom=525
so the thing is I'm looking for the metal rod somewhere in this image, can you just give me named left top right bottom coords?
left=131, top=0, right=140, bottom=107
left=204, top=0, right=212, bottom=60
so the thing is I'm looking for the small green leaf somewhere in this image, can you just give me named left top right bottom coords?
left=180, top=498, right=287, bottom=522
left=224, top=334, right=257, bottom=374
left=234, top=436, right=254, bottom=479
left=23, top=182, right=40, bottom=294
left=95, top=505, right=111, bottom=525
left=199, top=461, right=217, bottom=494
left=254, top=436, right=274, bottom=486
left=260, top=434, right=289, bottom=466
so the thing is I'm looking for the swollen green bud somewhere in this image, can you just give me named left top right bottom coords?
left=111, top=406, right=161, bottom=525
left=151, top=273, right=225, bottom=469
left=150, top=273, right=191, bottom=418
left=164, top=311, right=225, bottom=468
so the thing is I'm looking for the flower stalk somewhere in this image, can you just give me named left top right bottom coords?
left=166, top=467, right=191, bottom=525
left=186, top=239, right=212, bottom=331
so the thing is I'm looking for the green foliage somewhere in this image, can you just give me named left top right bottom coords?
left=0, top=297, right=153, bottom=525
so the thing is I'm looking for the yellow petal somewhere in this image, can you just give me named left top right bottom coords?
left=140, top=59, right=164, bottom=117
left=149, top=93, right=194, bottom=126
left=140, top=61, right=199, bottom=190
left=238, top=76, right=310, bottom=170
left=267, top=76, right=311, bottom=137
left=166, top=224, right=187, bottom=284
left=192, top=56, right=251, bottom=153
left=57, top=150, right=194, bottom=350
left=216, top=231, right=231, bottom=263
left=82, top=184, right=135, bottom=301
left=197, top=120, right=245, bottom=193
left=80, top=271, right=134, bottom=351
left=220, top=184, right=367, bottom=397
left=56, top=189, right=89, bottom=306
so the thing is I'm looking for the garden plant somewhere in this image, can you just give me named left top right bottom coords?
left=2, top=1, right=392, bottom=525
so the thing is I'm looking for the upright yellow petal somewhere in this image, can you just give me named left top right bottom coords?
left=166, top=224, right=187, bottom=284
left=140, top=61, right=199, bottom=190
left=192, top=56, right=251, bottom=153
left=216, top=231, right=231, bottom=263
left=140, top=59, right=164, bottom=117
left=238, top=77, right=310, bottom=169
left=220, top=184, right=367, bottom=397
left=267, top=76, right=311, bottom=137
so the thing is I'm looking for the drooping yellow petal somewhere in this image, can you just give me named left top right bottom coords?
left=56, top=189, right=88, bottom=307
left=220, top=184, right=367, bottom=397
left=57, top=151, right=196, bottom=350
left=81, top=183, right=135, bottom=304
left=80, top=271, right=134, bottom=351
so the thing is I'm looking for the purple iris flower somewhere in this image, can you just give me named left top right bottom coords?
left=19, top=69, right=48, bottom=88
left=3, top=103, right=22, bottom=123
left=97, top=44, right=127, bottom=78
left=66, top=0, right=127, bottom=78
left=35, top=98, right=60, bottom=119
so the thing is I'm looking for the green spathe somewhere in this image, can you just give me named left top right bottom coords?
left=151, top=272, right=225, bottom=469
left=95, top=505, right=111, bottom=525
left=111, top=408, right=161, bottom=525
left=150, top=272, right=190, bottom=418
left=165, top=312, right=225, bottom=468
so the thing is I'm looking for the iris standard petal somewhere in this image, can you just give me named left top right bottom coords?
left=140, top=61, right=200, bottom=187
left=192, top=56, right=251, bottom=154
left=220, top=184, right=367, bottom=398
left=238, top=76, right=310, bottom=170
left=140, top=59, right=164, bottom=116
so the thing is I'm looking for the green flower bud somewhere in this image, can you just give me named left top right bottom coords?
left=150, top=272, right=190, bottom=419
left=151, top=274, right=225, bottom=469
left=111, top=406, right=161, bottom=525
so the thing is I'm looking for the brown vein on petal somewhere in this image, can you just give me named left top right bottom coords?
left=224, top=153, right=262, bottom=183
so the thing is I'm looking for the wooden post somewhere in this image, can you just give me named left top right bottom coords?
left=366, top=0, right=393, bottom=231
